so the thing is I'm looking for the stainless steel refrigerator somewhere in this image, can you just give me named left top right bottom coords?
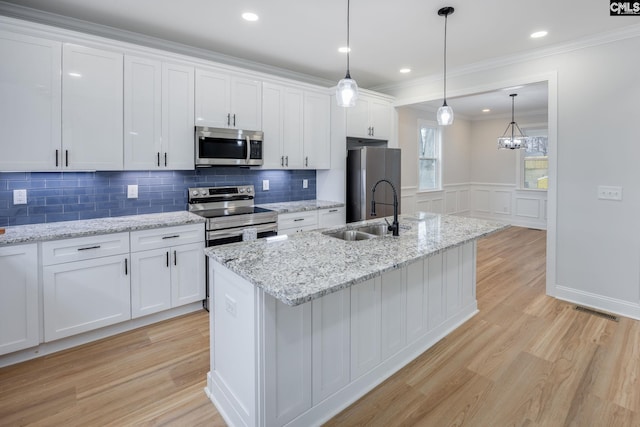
left=346, top=147, right=401, bottom=223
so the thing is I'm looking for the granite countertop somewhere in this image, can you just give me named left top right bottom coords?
left=257, top=200, right=344, bottom=214
left=205, top=212, right=509, bottom=306
left=0, top=211, right=205, bottom=246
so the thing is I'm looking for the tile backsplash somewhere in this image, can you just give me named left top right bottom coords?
left=0, top=168, right=316, bottom=226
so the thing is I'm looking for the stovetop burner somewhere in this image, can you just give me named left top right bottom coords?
left=187, top=185, right=277, bottom=225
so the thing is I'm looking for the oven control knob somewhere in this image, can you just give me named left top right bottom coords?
left=200, top=190, right=208, bottom=196
left=239, top=188, right=245, bottom=193
left=191, top=190, right=199, bottom=196
left=247, top=187, right=252, bottom=193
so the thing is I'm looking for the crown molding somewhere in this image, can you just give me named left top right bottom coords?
left=0, top=1, right=335, bottom=88
left=372, top=23, right=640, bottom=93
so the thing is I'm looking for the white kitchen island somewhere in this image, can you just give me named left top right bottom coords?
left=204, top=213, right=507, bottom=427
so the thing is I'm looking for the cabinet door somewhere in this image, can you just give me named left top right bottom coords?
left=131, top=248, right=171, bottom=318
left=369, top=98, right=393, bottom=140
left=124, top=56, right=162, bottom=170
left=0, top=31, right=61, bottom=171
left=171, top=242, right=205, bottom=307
left=303, top=91, right=331, bottom=169
left=345, top=97, right=370, bottom=138
left=195, top=68, right=230, bottom=128
left=231, top=76, right=262, bottom=130
left=282, top=87, right=304, bottom=168
left=0, top=244, right=39, bottom=355
left=162, top=62, right=195, bottom=169
left=350, top=276, right=381, bottom=380
left=62, top=44, right=123, bottom=170
left=43, top=255, right=131, bottom=341
left=381, top=268, right=406, bottom=359
left=260, top=82, right=284, bottom=169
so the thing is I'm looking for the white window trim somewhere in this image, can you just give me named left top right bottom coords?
left=417, top=119, right=442, bottom=192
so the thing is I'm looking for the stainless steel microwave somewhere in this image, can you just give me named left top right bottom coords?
left=195, top=127, right=264, bottom=167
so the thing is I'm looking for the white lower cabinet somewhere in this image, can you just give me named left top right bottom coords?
left=277, top=211, right=318, bottom=235
left=43, top=253, right=131, bottom=342
left=0, top=244, right=39, bottom=355
left=317, top=207, right=346, bottom=229
left=130, top=224, right=205, bottom=318
left=350, top=276, right=382, bottom=380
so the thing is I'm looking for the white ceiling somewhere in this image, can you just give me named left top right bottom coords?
left=0, top=0, right=636, bottom=118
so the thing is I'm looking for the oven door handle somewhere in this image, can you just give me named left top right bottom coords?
left=207, top=223, right=278, bottom=242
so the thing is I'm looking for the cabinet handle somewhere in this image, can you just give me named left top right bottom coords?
left=371, top=126, right=375, bottom=136
left=162, top=235, right=180, bottom=240
left=65, top=150, right=69, bottom=167
left=329, top=209, right=338, bottom=212
left=55, top=149, right=59, bottom=167
left=305, top=157, right=308, bottom=167
left=233, top=114, right=236, bottom=127
left=164, top=152, right=167, bottom=167
left=281, top=156, right=284, bottom=167
left=294, top=218, right=304, bottom=222
left=166, top=251, right=169, bottom=267
left=227, top=113, right=230, bottom=126
left=125, top=258, right=128, bottom=275
left=157, top=152, right=160, bottom=167
left=77, top=245, right=101, bottom=251
left=285, top=156, right=289, bottom=167
left=173, top=250, right=177, bottom=266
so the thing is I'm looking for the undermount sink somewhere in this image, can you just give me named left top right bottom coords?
left=323, top=230, right=376, bottom=241
left=355, top=224, right=391, bottom=236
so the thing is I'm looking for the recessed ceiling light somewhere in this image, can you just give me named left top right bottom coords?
left=530, top=30, right=548, bottom=39
left=338, top=46, right=351, bottom=53
left=399, top=68, right=411, bottom=74
left=242, top=12, right=259, bottom=21
left=482, top=108, right=491, bottom=113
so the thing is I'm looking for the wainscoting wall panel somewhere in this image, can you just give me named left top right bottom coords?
left=401, top=183, right=546, bottom=229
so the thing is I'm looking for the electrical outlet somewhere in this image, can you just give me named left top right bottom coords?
left=597, top=185, right=622, bottom=201
left=262, top=180, right=269, bottom=191
left=225, top=294, right=237, bottom=317
left=303, top=179, right=308, bottom=189
left=13, top=189, right=27, bottom=205
left=127, top=184, right=138, bottom=199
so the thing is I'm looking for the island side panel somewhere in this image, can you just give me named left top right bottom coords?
left=207, top=260, right=259, bottom=427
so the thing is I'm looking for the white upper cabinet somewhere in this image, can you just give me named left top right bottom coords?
left=195, top=69, right=262, bottom=130
left=303, top=90, right=331, bottom=169
left=0, top=31, right=61, bottom=171
left=63, top=44, right=124, bottom=170
left=346, top=94, right=393, bottom=141
left=124, top=57, right=194, bottom=170
left=262, top=82, right=330, bottom=170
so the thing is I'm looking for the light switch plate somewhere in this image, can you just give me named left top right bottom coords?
left=127, top=184, right=138, bottom=199
left=13, top=189, right=27, bottom=205
left=597, top=185, right=622, bottom=201
left=262, top=180, right=269, bottom=191
left=303, top=179, right=308, bottom=189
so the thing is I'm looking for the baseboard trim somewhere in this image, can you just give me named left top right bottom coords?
left=554, top=285, right=640, bottom=321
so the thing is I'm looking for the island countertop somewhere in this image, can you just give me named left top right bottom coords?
left=205, top=212, right=508, bottom=306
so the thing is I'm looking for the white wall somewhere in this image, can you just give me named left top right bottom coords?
left=387, top=33, right=640, bottom=319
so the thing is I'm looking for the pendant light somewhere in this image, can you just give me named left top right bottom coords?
left=336, top=0, right=358, bottom=107
left=498, top=94, right=528, bottom=149
left=437, top=6, right=454, bottom=126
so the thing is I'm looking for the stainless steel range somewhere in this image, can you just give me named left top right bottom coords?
left=188, top=185, right=278, bottom=310
left=188, top=185, right=278, bottom=246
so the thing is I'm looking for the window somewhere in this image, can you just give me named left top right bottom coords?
left=520, top=129, right=548, bottom=190
left=418, top=120, right=441, bottom=191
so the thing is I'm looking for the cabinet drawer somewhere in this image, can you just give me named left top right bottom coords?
left=318, top=207, right=346, bottom=229
left=130, top=223, right=204, bottom=252
left=278, top=211, right=318, bottom=231
left=42, top=232, right=129, bottom=266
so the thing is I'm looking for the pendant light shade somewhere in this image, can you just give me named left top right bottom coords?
left=336, top=0, right=358, bottom=107
left=437, top=6, right=454, bottom=126
left=498, top=93, right=528, bottom=149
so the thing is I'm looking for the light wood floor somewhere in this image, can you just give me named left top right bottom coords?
left=2, top=226, right=639, bottom=426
